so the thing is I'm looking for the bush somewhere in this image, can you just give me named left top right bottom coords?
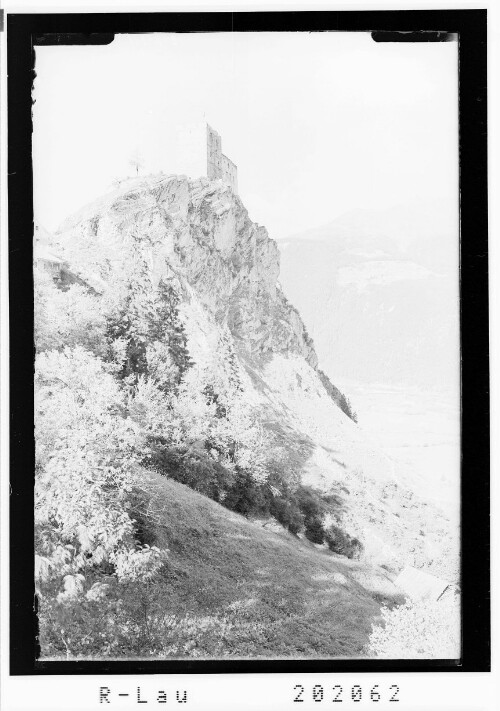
left=324, top=525, right=363, bottom=559
left=293, top=486, right=327, bottom=521
left=34, top=269, right=108, bottom=357
left=148, top=442, right=357, bottom=550
left=35, top=348, right=163, bottom=582
left=270, top=497, right=304, bottom=534
left=38, top=577, right=235, bottom=659
left=148, top=439, right=277, bottom=521
left=147, top=444, right=234, bottom=503
left=367, top=595, right=460, bottom=659
left=304, top=516, right=325, bottom=544
left=293, top=486, right=329, bottom=542
left=223, top=470, right=269, bottom=516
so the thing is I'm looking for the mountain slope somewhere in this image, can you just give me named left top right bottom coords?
left=130, top=472, right=402, bottom=658
left=49, top=174, right=457, bottom=579
left=41, top=471, right=405, bottom=659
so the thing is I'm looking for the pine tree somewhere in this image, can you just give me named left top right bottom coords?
left=153, top=279, right=193, bottom=380
left=106, top=292, right=148, bottom=381
left=105, top=252, right=154, bottom=382
left=217, top=329, right=243, bottom=392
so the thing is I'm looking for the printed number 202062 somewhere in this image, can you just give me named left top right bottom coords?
left=293, top=684, right=400, bottom=703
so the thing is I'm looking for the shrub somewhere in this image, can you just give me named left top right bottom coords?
left=304, top=516, right=325, bottom=544
left=38, top=576, right=235, bottom=659
left=293, top=486, right=329, bottom=542
left=324, top=524, right=363, bottom=559
left=35, top=347, right=164, bottom=604
left=147, top=429, right=357, bottom=549
left=367, top=595, right=460, bottom=659
left=270, top=497, right=304, bottom=534
left=223, top=470, right=269, bottom=516
left=286, top=486, right=359, bottom=551
left=147, top=444, right=234, bottom=503
left=34, top=268, right=108, bottom=357
left=293, top=486, right=328, bottom=521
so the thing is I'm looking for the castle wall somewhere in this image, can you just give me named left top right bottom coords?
left=207, top=125, right=223, bottom=181
left=221, top=153, right=238, bottom=194
left=172, top=123, right=238, bottom=193
left=207, top=125, right=238, bottom=193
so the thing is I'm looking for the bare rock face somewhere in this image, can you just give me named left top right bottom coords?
left=164, top=177, right=317, bottom=366
left=58, top=174, right=318, bottom=367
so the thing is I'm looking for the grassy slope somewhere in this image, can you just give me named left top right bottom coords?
left=137, top=471, right=398, bottom=658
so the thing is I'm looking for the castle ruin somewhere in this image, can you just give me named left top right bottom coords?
left=206, top=125, right=238, bottom=194
left=175, top=122, right=238, bottom=194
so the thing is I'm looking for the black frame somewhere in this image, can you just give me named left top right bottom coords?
left=7, top=9, right=489, bottom=675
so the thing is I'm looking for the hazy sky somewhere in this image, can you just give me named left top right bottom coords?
left=33, top=32, right=458, bottom=240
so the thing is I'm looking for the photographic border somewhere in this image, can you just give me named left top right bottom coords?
left=8, top=8, right=490, bottom=675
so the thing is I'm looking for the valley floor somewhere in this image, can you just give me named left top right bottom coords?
left=344, top=381, right=460, bottom=524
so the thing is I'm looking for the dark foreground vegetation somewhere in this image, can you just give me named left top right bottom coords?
left=40, top=474, right=386, bottom=659
left=146, top=443, right=363, bottom=559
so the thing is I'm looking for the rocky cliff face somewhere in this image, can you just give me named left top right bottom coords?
left=58, top=175, right=317, bottom=368
left=53, top=174, right=457, bottom=578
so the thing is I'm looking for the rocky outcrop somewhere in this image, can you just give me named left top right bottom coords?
left=58, top=174, right=318, bottom=367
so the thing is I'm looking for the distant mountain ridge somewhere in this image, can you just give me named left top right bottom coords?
left=277, top=201, right=459, bottom=391
left=282, top=199, right=458, bottom=272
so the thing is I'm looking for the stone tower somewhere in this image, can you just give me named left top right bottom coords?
left=206, top=125, right=238, bottom=194
left=173, top=122, right=238, bottom=193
